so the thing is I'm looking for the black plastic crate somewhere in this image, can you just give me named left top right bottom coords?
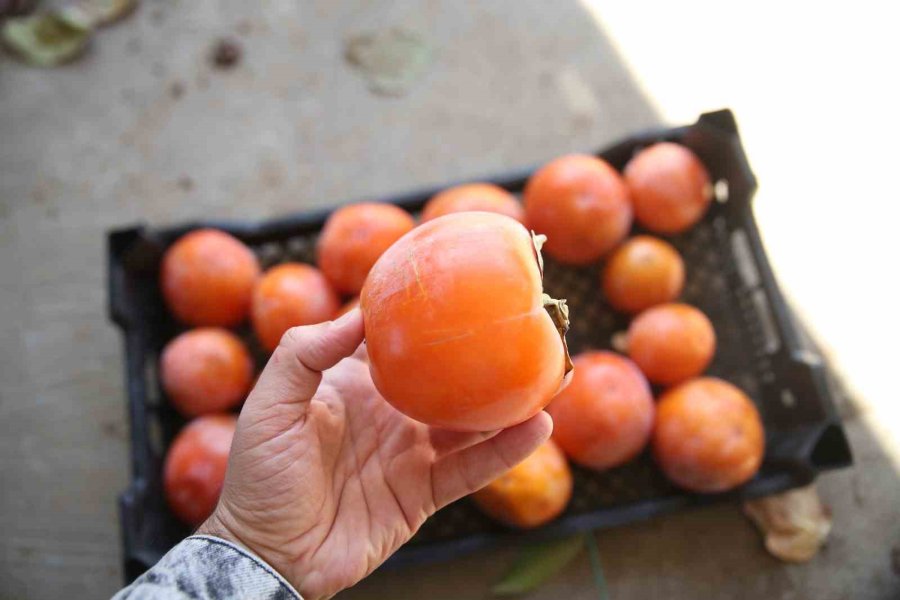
left=108, top=110, right=852, bottom=583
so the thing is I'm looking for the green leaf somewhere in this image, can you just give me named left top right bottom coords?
left=58, top=0, right=137, bottom=29
left=2, top=12, right=91, bottom=67
left=585, top=532, right=610, bottom=600
left=492, top=535, right=586, bottom=596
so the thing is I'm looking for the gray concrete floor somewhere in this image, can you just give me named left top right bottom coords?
left=1, top=1, right=897, bottom=599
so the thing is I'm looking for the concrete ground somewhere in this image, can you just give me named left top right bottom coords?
left=1, top=1, right=897, bottom=598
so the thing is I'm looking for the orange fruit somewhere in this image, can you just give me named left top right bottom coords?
left=548, top=351, right=654, bottom=470
left=317, top=203, right=415, bottom=295
left=627, top=303, right=715, bottom=386
left=602, top=235, right=684, bottom=314
left=362, top=212, right=568, bottom=432
left=160, top=328, right=254, bottom=417
left=624, top=142, right=712, bottom=234
left=164, top=414, right=236, bottom=525
left=160, top=229, right=260, bottom=326
left=421, top=183, right=525, bottom=224
left=472, top=439, right=572, bottom=528
left=523, top=154, right=632, bottom=264
left=251, top=263, right=340, bottom=351
left=653, top=377, right=765, bottom=493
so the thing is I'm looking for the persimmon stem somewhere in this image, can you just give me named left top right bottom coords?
left=531, top=230, right=573, bottom=375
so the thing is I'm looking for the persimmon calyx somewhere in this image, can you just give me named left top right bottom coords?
left=542, top=294, right=573, bottom=376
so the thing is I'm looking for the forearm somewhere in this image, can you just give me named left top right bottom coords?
left=112, top=536, right=302, bottom=600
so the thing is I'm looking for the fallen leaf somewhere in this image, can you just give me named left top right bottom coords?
left=744, top=484, right=832, bottom=562
left=2, top=12, right=91, bottom=67
left=492, top=535, right=585, bottom=596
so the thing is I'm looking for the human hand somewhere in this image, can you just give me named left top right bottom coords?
left=198, top=309, right=553, bottom=599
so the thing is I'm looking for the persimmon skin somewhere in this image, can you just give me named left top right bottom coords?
left=602, top=235, right=685, bottom=314
left=653, top=377, right=764, bottom=493
left=361, top=212, right=567, bottom=432
left=422, top=183, right=525, bottom=224
left=160, top=229, right=261, bottom=326
left=624, top=142, right=712, bottom=234
left=548, top=351, right=654, bottom=470
left=164, top=414, right=237, bottom=526
left=472, top=439, right=573, bottom=528
left=523, top=154, right=632, bottom=264
left=627, top=303, right=716, bottom=386
left=252, top=263, right=340, bottom=352
left=317, top=203, right=416, bottom=295
left=160, top=328, right=254, bottom=417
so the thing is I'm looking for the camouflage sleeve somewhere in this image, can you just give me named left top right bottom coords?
left=112, top=535, right=302, bottom=600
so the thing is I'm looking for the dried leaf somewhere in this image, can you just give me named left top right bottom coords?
left=492, top=535, right=585, bottom=596
left=344, top=27, right=432, bottom=97
left=1, top=12, right=91, bottom=67
left=744, top=484, right=832, bottom=562
left=58, top=0, right=136, bottom=29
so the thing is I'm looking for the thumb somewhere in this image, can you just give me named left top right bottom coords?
left=247, top=308, right=365, bottom=413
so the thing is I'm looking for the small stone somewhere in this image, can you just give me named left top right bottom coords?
left=211, top=37, right=241, bottom=69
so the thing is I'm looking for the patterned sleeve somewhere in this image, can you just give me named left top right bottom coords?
left=112, top=535, right=303, bottom=600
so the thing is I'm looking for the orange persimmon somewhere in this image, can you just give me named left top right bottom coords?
left=361, top=212, right=570, bottom=431
left=160, top=229, right=260, bottom=326
left=627, top=303, right=716, bottom=386
left=653, top=377, right=765, bottom=493
left=523, top=154, right=632, bottom=264
left=251, top=263, right=340, bottom=352
left=472, top=439, right=573, bottom=528
left=422, top=183, right=525, bottom=224
left=548, top=351, right=654, bottom=470
left=624, top=142, right=712, bottom=234
left=602, top=235, right=685, bottom=314
left=317, top=203, right=415, bottom=295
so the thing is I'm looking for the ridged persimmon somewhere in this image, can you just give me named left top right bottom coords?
left=472, top=439, right=572, bottom=528
left=602, top=235, right=684, bottom=314
left=627, top=303, right=716, bottom=386
left=160, top=328, right=254, bottom=417
left=317, top=203, right=415, bottom=295
left=624, top=142, right=712, bottom=234
left=361, top=212, right=571, bottom=431
left=653, top=377, right=764, bottom=493
left=523, top=154, right=632, bottom=264
left=251, top=263, right=340, bottom=352
left=164, top=414, right=236, bottom=526
left=160, top=229, right=260, bottom=326
left=548, top=351, right=654, bottom=470
left=422, top=183, right=525, bottom=224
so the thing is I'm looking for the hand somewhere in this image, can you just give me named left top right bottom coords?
left=198, top=309, right=553, bottom=599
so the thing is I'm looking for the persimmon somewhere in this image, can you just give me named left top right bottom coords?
left=160, top=228, right=260, bottom=326
left=422, top=183, right=525, bottom=224
left=548, top=351, right=654, bottom=470
left=472, top=439, right=572, bottom=528
left=653, top=377, right=764, bottom=493
left=602, top=235, right=684, bottom=314
left=317, top=203, right=415, bottom=295
left=627, top=303, right=715, bottom=386
left=164, top=414, right=236, bottom=526
left=523, top=154, right=632, bottom=264
left=160, top=328, right=254, bottom=417
left=361, top=212, right=571, bottom=432
left=252, top=263, right=340, bottom=352
left=624, top=142, right=712, bottom=234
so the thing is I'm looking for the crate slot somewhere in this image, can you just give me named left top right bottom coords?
left=730, top=228, right=761, bottom=288
left=143, top=359, right=160, bottom=407
left=780, top=388, right=797, bottom=409
left=714, top=178, right=729, bottom=203
left=751, top=289, right=781, bottom=354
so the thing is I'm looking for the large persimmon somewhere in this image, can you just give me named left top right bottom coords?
left=602, top=235, right=684, bottom=314
left=523, top=154, right=632, bottom=264
left=361, top=212, right=571, bottom=432
left=317, top=202, right=415, bottom=295
left=653, top=377, right=764, bottom=493
left=160, top=229, right=260, bottom=326
left=164, top=414, right=236, bottom=526
left=160, top=328, right=254, bottom=417
left=624, top=142, right=712, bottom=234
left=422, top=183, right=525, bottom=224
left=627, top=303, right=716, bottom=386
left=548, top=351, right=654, bottom=470
left=472, top=439, right=572, bottom=528
left=252, top=263, right=340, bottom=352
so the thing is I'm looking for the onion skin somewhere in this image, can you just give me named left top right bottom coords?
left=361, top=212, right=568, bottom=432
